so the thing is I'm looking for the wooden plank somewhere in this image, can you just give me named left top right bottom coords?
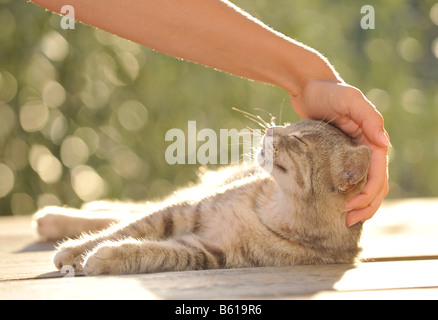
left=1, top=260, right=437, bottom=300
left=0, top=198, right=438, bottom=300
left=1, top=198, right=438, bottom=281
left=360, top=198, right=438, bottom=260
left=0, top=216, right=58, bottom=280
left=0, top=251, right=59, bottom=281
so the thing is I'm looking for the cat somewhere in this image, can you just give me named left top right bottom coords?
left=33, top=119, right=370, bottom=276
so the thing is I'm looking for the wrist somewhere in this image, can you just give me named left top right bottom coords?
left=274, top=39, right=344, bottom=97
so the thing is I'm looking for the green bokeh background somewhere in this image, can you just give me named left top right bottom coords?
left=0, top=0, right=437, bottom=215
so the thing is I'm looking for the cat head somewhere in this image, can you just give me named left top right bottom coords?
left=258, top=119, right=370, bottom=201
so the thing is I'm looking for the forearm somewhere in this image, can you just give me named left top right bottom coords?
left=30, top=0, right=342, bottom=95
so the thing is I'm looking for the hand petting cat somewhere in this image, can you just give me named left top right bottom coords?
left=291, top=79, right=390, bottom=226
left=30, top=0, right=390, bottom=227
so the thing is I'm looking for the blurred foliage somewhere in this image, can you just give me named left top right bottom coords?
left=0, top=0, right=438, bottom=215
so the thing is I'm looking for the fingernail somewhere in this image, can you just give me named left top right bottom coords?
left=343, top=204, right=353, bottom=213
left=347, top=219, right=360, bottom=227
left=346, top=216, right=360, bottom=227
left=379, top=131, right=392, bottom=148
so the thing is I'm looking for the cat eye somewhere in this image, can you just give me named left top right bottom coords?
left=292, top=135, right=308, bottom=146
left=275, top=164, right=287, bottom=173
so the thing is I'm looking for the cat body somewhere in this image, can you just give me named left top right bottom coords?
left=33, top=119, right=370, bottom=275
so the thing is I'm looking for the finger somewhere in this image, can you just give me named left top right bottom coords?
left=347, top=173, right=389, bottom=226
left=345, top=159, right=389, bottom=227
left=345, top=146, right=388, bottom=209
left=331, top=116, right=362, bottom=140
left=346, top=184, right=388, bottom=227
left=345, top=173, right=384, bottom=211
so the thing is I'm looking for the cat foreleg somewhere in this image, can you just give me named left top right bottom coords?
left=33, top=206, right=122, bottom=241
left=53, top=203, right=201, bottom=272
left=82, top=235, right=226, bottom=275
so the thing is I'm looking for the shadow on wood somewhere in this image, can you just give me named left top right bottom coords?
left=14, top=241, right=57, bottom=253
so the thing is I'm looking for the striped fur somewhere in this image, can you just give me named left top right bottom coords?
left=33, top=120, right=370, bottom=275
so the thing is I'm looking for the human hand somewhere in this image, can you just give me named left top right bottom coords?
left=290, top=79, right=390, bottom=226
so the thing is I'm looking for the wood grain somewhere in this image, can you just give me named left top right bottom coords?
left=1, top=198, right=437, bottom=299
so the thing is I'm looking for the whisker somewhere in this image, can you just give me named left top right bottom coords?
left=232, top=107, right=269, bottom=129
left=243, top=115, right=267, bottom=129
left=253, top=108, right=276, bottom=128
left=256, top=114, right=269, bottom=129
left=253, top=108, right=273, bottom=117
left=232, top=108, right=263, bottom=125
left=232, top=107, right=259, bottom=119
left=245, top=126, right=265, bottom=137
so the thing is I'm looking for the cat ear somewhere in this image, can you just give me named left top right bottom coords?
left=333, top=145, right=370, bottom=193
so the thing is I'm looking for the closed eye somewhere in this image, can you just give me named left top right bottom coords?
left=292, top=135, right=308, bottom=146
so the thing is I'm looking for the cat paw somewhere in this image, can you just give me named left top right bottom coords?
left=32, top=207, right=69, bottom=241
left=83, top=240, right=143, bottom=276
left=82, top=242, right=124, bottom=276
left=53, top=240, right=88, bottom=272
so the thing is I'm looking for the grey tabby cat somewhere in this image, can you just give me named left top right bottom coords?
left=33, top=119, right=370, bottom=275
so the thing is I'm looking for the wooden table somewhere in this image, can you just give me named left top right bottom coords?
left=1, top=198, right=437, bottom=300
